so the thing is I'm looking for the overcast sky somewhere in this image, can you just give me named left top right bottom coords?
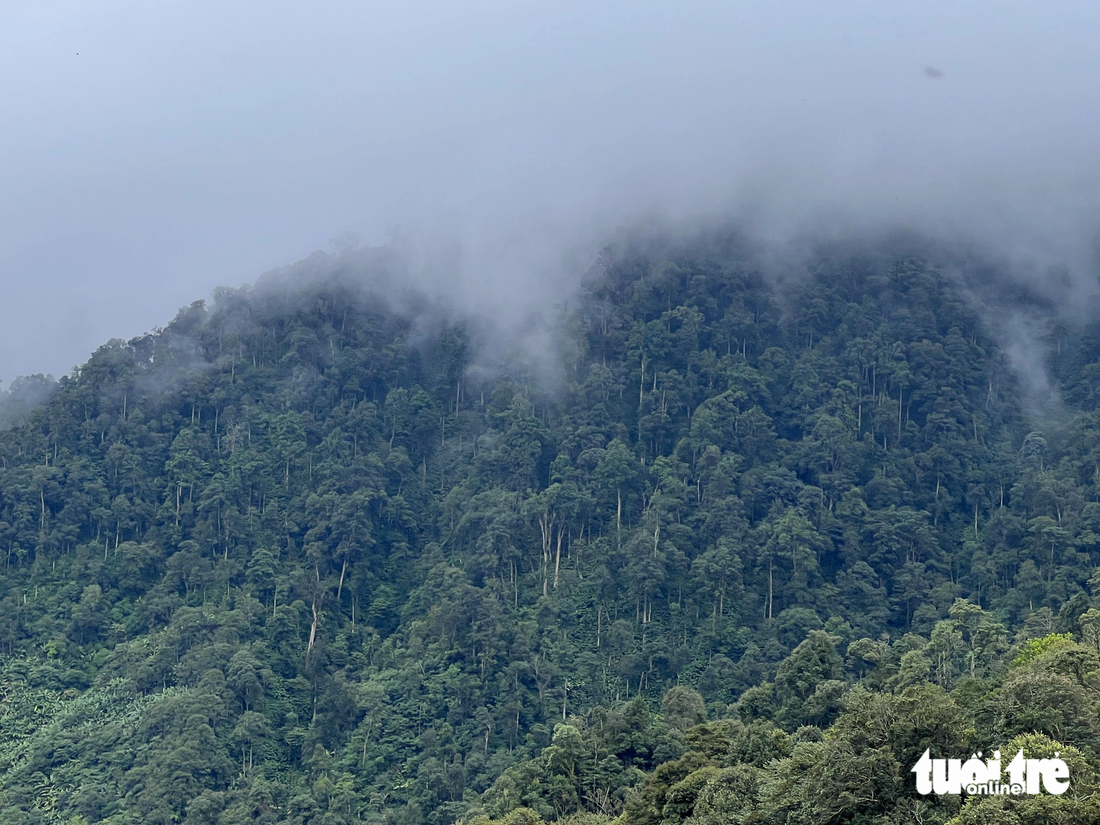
left=2, top=1, right=1099, bottom=381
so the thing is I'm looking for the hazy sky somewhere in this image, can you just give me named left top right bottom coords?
left=2, top=1, right=1099, bottom=381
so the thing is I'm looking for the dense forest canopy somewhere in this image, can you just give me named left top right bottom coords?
left=2, top=228, right=1100, bottom=824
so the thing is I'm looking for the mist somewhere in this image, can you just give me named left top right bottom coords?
left=3, top=0, right=1100, bottom=384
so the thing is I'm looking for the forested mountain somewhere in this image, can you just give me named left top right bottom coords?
left=2, top=230, right=1100, bottom=824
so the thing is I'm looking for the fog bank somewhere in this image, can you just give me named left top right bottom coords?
left=2, top=0, right=1099, bottom=381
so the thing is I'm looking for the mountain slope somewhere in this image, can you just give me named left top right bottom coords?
left=0, top=231, right=1098, bottom=824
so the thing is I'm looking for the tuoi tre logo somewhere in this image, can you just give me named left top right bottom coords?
left=911, top=748, right=1070, bottom=796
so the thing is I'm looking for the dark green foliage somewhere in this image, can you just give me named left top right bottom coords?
left=471, top=633, right=1100, bottom=825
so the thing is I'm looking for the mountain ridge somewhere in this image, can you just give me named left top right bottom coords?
left=0, top=229, right=1098, bottom=823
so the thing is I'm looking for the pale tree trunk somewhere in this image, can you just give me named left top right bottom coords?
left=337, top=556, right=348, bottom=601
left=553, top=523, right=564, bottom=589
left=539, top=511, right=555, bottom=597
left=307, top=599, right=319, bottom=664
left=616, top=490, right=622, bottom=550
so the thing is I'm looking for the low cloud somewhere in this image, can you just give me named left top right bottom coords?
left=1, top=1, right=1098, bottom=387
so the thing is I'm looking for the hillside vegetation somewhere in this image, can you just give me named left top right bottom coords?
left=2, top=232, right=1100, bottom=824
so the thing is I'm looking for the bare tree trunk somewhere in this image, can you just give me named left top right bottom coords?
left=766, top=561, right=774, bottom=620
left=307, top=599, right=319, bottom=664
left=616, top=489, right=622, bottom=550
left=337, top=556, right=348, bottom=601
left=553, top=523, right=564, bottom=589
left=539, top=511, right=554, bottom=597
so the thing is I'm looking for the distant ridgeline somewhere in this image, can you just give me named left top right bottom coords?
left=2, top=231, right=1100, bottom=824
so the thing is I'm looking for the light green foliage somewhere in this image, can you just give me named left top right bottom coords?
left=1011, top=633, right=1074, bottom=668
